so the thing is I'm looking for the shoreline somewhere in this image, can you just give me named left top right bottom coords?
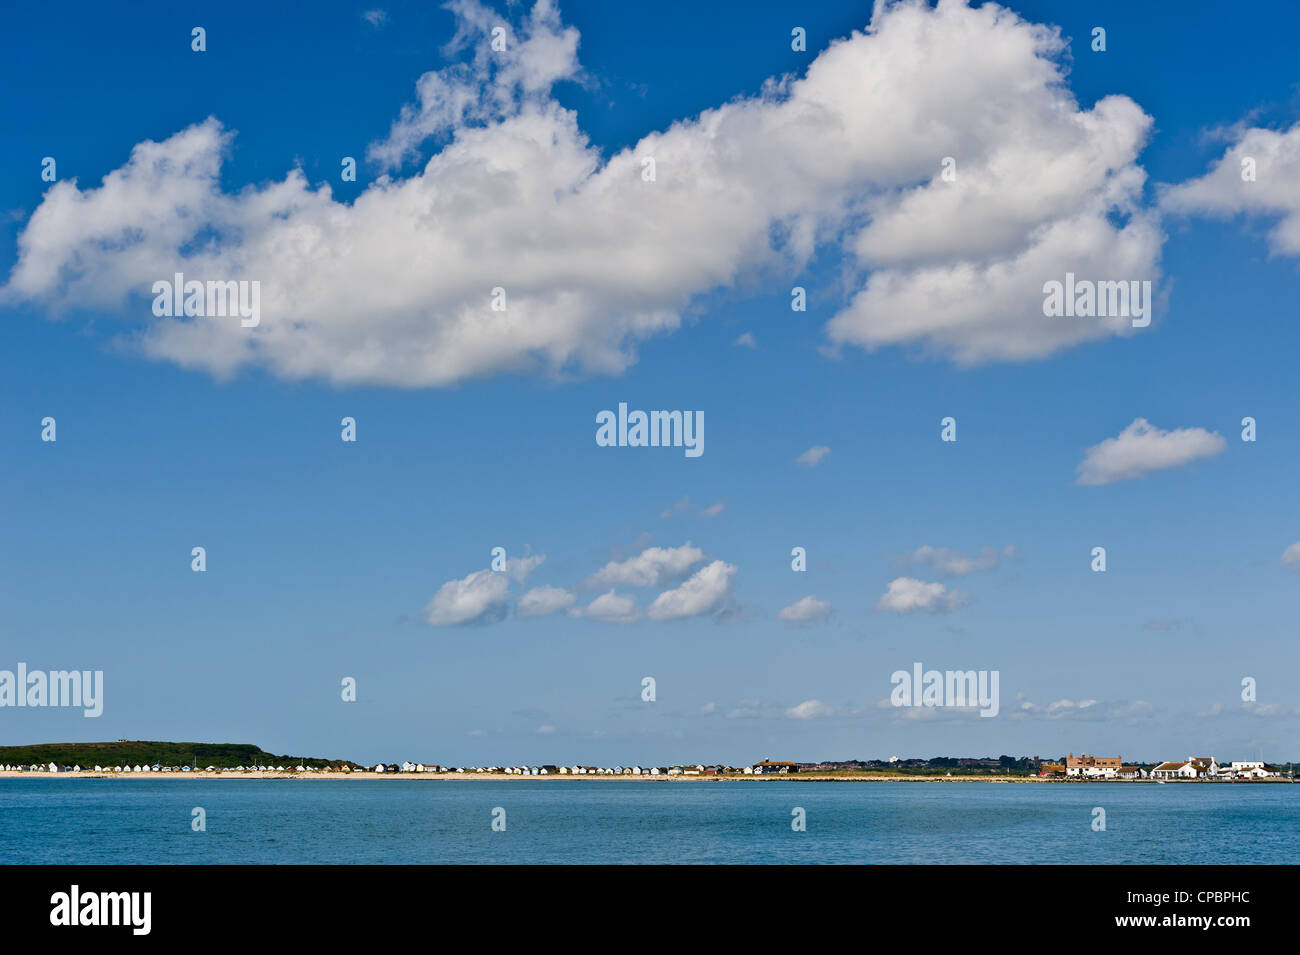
left=0, top=770, right=1291, bottom=783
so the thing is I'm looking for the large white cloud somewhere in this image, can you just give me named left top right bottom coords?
left=646, top=560, right=737, bottom=621
left=1161, top=121, right=1300, bottom=257
left=3, top=0, right=1167, bottom=385
left=1075, top=418, right=1226, bottom=486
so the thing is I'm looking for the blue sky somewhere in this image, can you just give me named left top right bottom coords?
left=1, top=0, right=1298, bottom=766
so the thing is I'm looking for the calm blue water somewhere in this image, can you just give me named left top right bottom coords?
left=0, top=780, right=1295, bottom=864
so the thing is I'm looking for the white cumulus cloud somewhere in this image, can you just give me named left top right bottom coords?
left=777, top=595, right=832, bottom=624
left=786, top=699, right=835, bottom=720
left=875, top=577, right=968, bottom=614
left=516, top=585, right=576, bottom=617
left=1282, top=542, right=1300, bottom=571
left=570, top=589, right=639, bottom=624
left=424, top=568, right=510, bottom=626
left=1161, top=121, right=1300, bottom=258
left=583, top=542, right=703, bottom=589
left=646, top=560, right=737, bottom=621
left=2, top=0, right=1168, bottom=386
left=1075, top=418, right=1226, bottom=486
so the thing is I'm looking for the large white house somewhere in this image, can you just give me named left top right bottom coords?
left=1151, top=756, right=1220, bottom=780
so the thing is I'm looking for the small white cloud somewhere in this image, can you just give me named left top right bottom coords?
left=362, top=9, right=389, bottom=28
left=516, top=585, right=576, bottom=618
left=647, top=560, right=737, bottom=621
left=1243, top=702, right=1300, bottom=717
left=506, top=553, right=546, bottom=583
left=1142, top=617, right=1184, bottom=632
left=875, top=577, right=968, bottom=614
left=1161, top=121, right=1300, bottom=258
left=734, top=332, right=757, bottom=348
left=424, top=568, right=510, bottom=626
left=1010, top=698, right=1153, bottom=722
left=786, top=699, right=834, bottom=719
left=892, top=545, right=1015, bottom=577
left=1076, top=418, right=1226, bottom=486
left=795, top=445, right=831, bottom=468
left=700, top=501, right=726, bottom=518
left=1282, top=541, right=1300, bottom=571
left=726, top=700, right=764, bottom=720
left=659, top=495, right=690, bottom=519
left=584, top=542, right=703, bottom=588
left=777, top=595, right=832, bottom=625
left=570, top=589, right=639, bottom=624
left=536, top=724, right=556, bottom=734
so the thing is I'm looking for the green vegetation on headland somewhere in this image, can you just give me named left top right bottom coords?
left=0, top=741, right=357, bottom=770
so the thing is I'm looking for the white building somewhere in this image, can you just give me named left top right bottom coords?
left=1228, top=761, right=1274, bottom=778
left=1151, top=756, right=1220, bottom=779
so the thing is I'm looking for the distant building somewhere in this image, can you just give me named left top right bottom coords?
left=1065, top=754, right=1122, bottom=778
left=753, top=759, right=798, bottom=775
left=1152, top=756, right=1219, bottom=779
left=1227, top=761, right=1275, bottom=779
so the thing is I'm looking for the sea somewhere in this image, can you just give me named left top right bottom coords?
left=1, top=779, right=1295, bottom=864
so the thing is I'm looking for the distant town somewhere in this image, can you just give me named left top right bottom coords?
left=0, top=744, right=1294, bottom=781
